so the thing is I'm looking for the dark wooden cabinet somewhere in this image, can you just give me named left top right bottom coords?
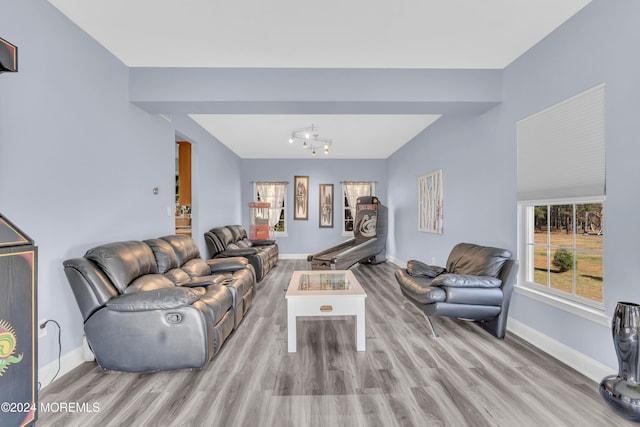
left=0, top=214, right=37, bottom=426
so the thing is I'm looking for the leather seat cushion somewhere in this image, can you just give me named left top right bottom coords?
left=182, top=258, right=211, bottom=278
left=124, top=274, right=176, bottom=294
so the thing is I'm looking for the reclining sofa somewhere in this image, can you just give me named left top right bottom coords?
left=395, top=242, right=518, bottom=339
left=63, top=234, right=256, bottom=372
left=204, top=225, right=278, bottom=282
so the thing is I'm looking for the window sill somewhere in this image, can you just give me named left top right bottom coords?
left=514, top=284, right=610, bottom=327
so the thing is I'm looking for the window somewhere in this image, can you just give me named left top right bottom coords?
left=255, top=182, right=287, bottom=235
left=521, top=200, right=604, bottom=306
left=517, top=84, right=605, bottom=310
left=342, top=182, right=374, bottom=234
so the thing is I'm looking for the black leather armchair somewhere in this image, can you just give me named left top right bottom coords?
left=395, top=243, right=519, bottom=339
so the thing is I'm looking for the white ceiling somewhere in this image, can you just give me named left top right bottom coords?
left=47, top=0, right=591, bottom=158
left=190, top=114, right=441, bottom=159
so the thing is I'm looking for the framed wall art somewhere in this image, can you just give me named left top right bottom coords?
left=418, top=169, right=443, bottom=234
left=319, top=184, right=334, bottom=228
left=293, top=175, right=309, bottom=220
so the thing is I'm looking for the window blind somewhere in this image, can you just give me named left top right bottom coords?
left=517, top=83, right=605, bottom=201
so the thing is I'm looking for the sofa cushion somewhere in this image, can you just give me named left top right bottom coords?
left=160, top=234, right=201, bottom=266
left=182, top=258, right=211, bottom=278
left=227, top=225, right=243, bottom=242
left=235, top=240, right=250, bottom=248
left=144, top=238, right=179, bottom=273
left=164, top=268, right=191, bottom=285
left=212, top=227, right=234, bottom=248
left=85, top=241, right=158, bottom=293
left=446, top=243, right=511, bottom=277
left=124, top=274, right=176, bottom=294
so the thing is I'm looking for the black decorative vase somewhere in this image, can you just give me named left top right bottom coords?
left=600, top=301, right=640, bottom=422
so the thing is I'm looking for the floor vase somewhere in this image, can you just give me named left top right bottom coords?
left=600, top=301, right=640, bottom=422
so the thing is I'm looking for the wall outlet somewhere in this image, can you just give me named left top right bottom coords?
left=431, top=257, right=436, bottom=265
left=39, top=319, right=48, bottom=338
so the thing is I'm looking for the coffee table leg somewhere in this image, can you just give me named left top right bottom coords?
left=287, top=300, right=297, bottom=352
left=356, top=300, right=365, bottom=351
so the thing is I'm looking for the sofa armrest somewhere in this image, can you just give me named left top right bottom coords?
left=406, top=260, right=446, bottom=278
left=181, top=278, right=217, bottom=287
left=431, top=273, right=502, bottom=288
left=106, top=287, right=206, bottom=312
left=251, top=239, right=276, bottom=246
left=220, top=248, right=258, bottom=257
left=206, top=257, right=250, bottom=273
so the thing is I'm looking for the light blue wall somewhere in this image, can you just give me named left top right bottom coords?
left=388, top=108, right=514, bottom=266
left=241, top=159, right=387, bottom=255
left=0, top=1, right=243, bottom=369
left=388, top=0, right=640, bottom=369
left=503, top=0, right=640, bottom=368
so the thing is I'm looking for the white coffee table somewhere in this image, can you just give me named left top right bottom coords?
left=285, top=270, right=367, bottom=352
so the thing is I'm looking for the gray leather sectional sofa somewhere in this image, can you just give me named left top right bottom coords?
left=204, top=225, right=278, bottom=281
left=63, top=234, right=256, bottom=372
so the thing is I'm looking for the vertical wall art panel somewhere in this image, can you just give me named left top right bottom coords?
left=294, top=175, right=309, bottom=220
left=319, top=184, right=334, bottom=228
left=418, top=169, right=443, bottom=234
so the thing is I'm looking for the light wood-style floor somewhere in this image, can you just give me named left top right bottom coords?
left=38, top=259, right=630, bottom=427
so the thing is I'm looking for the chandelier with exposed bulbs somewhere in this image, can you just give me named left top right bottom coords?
left=288, top=124, right=332, bottom=156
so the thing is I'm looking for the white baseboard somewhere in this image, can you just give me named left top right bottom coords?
left=39, top=346, right=85, bottom=390
left=507, top=317, right=614, bottom=383
left=386, top=255, right=404, bottom=267
left=39, top=336, right=93, bottom=390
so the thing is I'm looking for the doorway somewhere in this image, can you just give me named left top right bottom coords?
left=175, top=141, right=192, bottom=236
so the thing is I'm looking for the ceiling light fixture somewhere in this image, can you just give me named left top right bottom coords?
left=288, top=124, right=332, bottom=156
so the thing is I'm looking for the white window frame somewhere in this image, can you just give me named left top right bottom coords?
left=341, top=182, right=375, bottom=236
left=254, top=182, right=288, bottom=237
left=516, top=196, right=608, bottom=325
